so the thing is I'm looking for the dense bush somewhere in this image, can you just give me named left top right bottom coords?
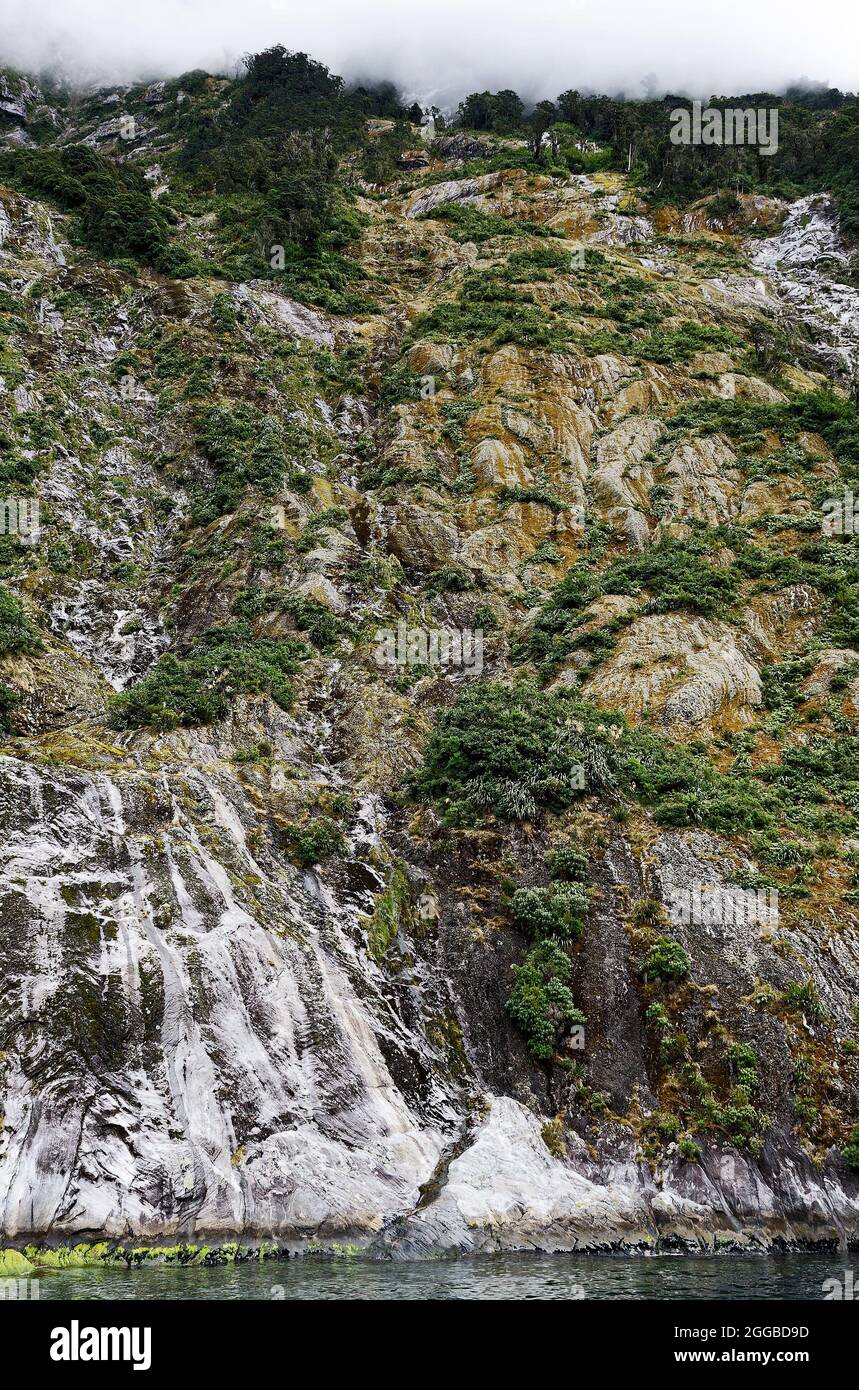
left=192, top=406, right=301, bottom=523
left=546, top=841, right=589, bottom=882
left=412, top=681, right=621, bottom=823
left=409, top=270, right=571, bottom=350
left=281, top=595, right=344, bottom=652
left=284, top=818, right=346, bottom=866
left=0, top=145, right=195, bottom=275
left=109, top=623, right=307, bottom=730
left=506, top=941, right=585, bottom=1060
left=423, top=203, right=556, bottom=243
left=600, top=539, right=738, bottom=616
left=843, top=1125, right=859, bottom=1171
left=510, top=882, right=590, bottom=942
left=634, top=321, right=738, bottom=364
left=643, top=936, right=691, bottom=982
left=175, top=46, right=384, bottom=296
left=0, top=586, right=41, bottom=656
left=455, top=84, right=859, bottom=241
left=620, top=728, right=773, bottom=833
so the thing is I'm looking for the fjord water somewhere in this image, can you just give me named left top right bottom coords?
left=32, top=1254, right=843, bottom=1301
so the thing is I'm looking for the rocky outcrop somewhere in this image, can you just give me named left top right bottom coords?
left=582, top=613, right=763, bottom=731
left=1, top=85, right=858, bottom=1264
left=402, top=172, right=503, bottom=220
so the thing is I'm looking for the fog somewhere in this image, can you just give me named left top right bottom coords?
left=1, top=0, right=857, bottom=106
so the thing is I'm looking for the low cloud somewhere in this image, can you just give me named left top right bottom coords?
left=3, top=0, right=857, bottom=106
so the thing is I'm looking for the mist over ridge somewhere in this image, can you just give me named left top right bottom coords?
left=1, top=0, right=857, bottom=107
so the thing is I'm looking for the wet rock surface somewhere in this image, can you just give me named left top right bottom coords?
left=0, top=95, right=857, bottom=1258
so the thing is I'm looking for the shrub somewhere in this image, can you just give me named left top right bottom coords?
left=783, top=978, right=828, bottom=1023
left=0, top=145, right=195, bottom=275
left=510, top=881, right=590, bottom=942
left=506, top=941, right=585, bottom=1060
left=498, top=484, right=569, bottom=512
left=600, top=539, right=738, bottom=616
left=645, top=1001, right=672, bottom=1032
left=425, top=565, right=472, bottom=593
left=620, top=728, right=773, bottom=833
left=0, top=680, right=20, bottom=733
left=635, top=321, right=738, bottom=364
left=506, top=245, right=570, bottom=280
left=632, top=897, right=666, bottom=927
left=409, top=270, right=571, bottom=350
left=648, top=1110, right=682, bottom=1138
left=546, top=841, right=588, bottom=882
left=0, top=587, right=41, bottom=656
left=284, top=818, right=345, bottom=866
left=727, top=1042, right=759, bottom=1091
left=643, top=937, right=691, bottom=982
left=842, top=1125, right=859, bottom=1171
left=282, top=595, right=343, bottom=651
left=412, top=680, right=621, bottom=824
left=109, top=623, right=307, bottom=731
left=423, top=202, right=556, bottom=243
left=192, top=406, right=300, bottom=523
left=541, top=1115, right=567, bottom=1158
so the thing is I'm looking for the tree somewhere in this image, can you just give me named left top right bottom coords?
left=457, top=88, right=524, bottom=133
left=528, top=100, right=557, bottom=163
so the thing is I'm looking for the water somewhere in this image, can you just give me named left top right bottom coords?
left=30, top=1254, right=845, bottom=1300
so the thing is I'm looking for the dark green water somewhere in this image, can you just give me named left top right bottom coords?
left=29, top=1254, right=850, bottom=1300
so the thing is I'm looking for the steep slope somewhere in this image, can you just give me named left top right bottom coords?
left=1, top=71, right=858, bottom=1262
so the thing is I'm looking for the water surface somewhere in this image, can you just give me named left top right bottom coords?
left=30, top=1253, right=846, bottom=1300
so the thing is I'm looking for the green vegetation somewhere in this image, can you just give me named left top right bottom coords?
left=507, top=940, right=585, bottom=1060
left=843, top=1125, right=859, bottom=1171
left=668, top=390, right=859, bottom=468
left=643, top=937, right=691, bottom=982
left=413, top=679, right=787, bottom=836
left=0, top=145, right=197, bottom=275
left=192, top=406, right=311, bottom=523
left=174, top=46, right=393, bottom=307
left=424, top=203, right=557, bottom=243
left=409, top=269, right=571, bottom=350
left=284, top=818, right=346, bottom=867
left=510, top=882, right=590, bottom=942
left=281, top=595, right=344, bottom=651
left=546, top=841, right=589, bottom=882
left=0, top=586, right=41, bottom=655
left=412, top=680, right=620, bottom=824
left=364, top=862, right=410, bottom=960
left=644, top=1007, right=770, bottom=1154
left=109, top=624, right=307, bottom=730
left=505, top=828, right=590, bottom=1059
left=634, top=321, right=738, bottom=363
left=621, top=728, right=773, bottom=834
left=454, top=84, right=859, bottom=240
left=0, top=680, right=20, bottom=733
left=233, top=586, right=348, bottom=652
left=498, top=484, right=569, bottom=512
